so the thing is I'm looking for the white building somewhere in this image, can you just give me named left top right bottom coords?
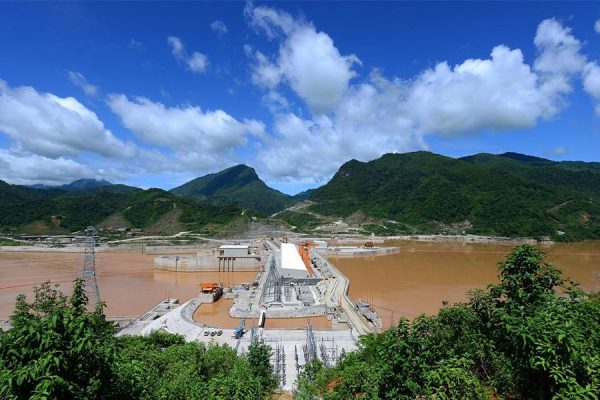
left=279, top=243, right=308, bottom=279
left=219, top=244, right=249, bottom=258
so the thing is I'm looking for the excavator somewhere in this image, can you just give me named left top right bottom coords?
left=233, top=318, right=245, bottom=339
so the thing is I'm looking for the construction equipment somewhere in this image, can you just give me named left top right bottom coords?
left=234, top=318, right=246, bottom=339
left=199, top=282, right=222, bottom=293
left=298, top=241, right=315, bottom=277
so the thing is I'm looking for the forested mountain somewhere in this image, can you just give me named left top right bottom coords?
left=0, top=181, right=246, bottom=235
left=29, top=179, right=139, bottom=194
left=170, top=164, right=295, bottom=215
left=2, top=151, right=600, bottom=238
left=307, top=151, right=600, bottom=240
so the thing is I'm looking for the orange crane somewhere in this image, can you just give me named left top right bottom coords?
left=298, top=241, right=315, bottom=277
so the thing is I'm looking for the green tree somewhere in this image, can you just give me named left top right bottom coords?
left=247, top=333, right=277, bottom=393
left=0, top=279, right=117, bottom=400
left=490, top=244, right=564, bottom=308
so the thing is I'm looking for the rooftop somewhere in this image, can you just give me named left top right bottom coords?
left=280, top=243, right=307, bottom=271
left=219, top=244, right=249, bottom=249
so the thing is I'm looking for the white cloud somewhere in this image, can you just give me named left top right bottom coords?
left=107, top=94, right=265, bottom=172
left=533, top=18, right=587, bottom=116
left=188, top=52, right=208, bottom=73
left=249, top=10, right=592, bottom=181
left=245, top=3, right=296, bottom=39
left=0, top=80, right=135, bottom=159
left=404, top=46, right=550, bottom=135
left=67, top=70, right=99, bottom=96
left=257, top=76, right=424, bottom=181
left=210, top=20, right=228, bottom=35
left=582, top=62, right=600, bottom=115
left=167, top=36, right=186, bottom=61
left=534, top=19, right=586, bottom=75
left=583, top=62, right=600, bottom=98
left=595, top=19, right=600, bottom=34
left=0, top=149, right=107, bottom=186
left=246, top=4, right=360, bottom=114
left=167, top=36, right=208, bottom=74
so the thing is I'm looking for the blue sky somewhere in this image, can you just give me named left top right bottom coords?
left=1, top=1, right=600, bottom=194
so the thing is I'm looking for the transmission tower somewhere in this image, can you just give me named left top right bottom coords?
left=82, top=226, right=100, bottom=307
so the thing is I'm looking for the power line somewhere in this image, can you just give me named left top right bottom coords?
left=82, top=226, right=100, bottom=307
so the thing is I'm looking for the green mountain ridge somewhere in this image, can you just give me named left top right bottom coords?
left=29, top=178, right=139, bottom=194
left=2, top=152, right=600, bottom=239
left=307, top=151, right=600, bottom=240
left=170, top=164, right=295, bottom=215
left=0, top=182, right=246, bottom=235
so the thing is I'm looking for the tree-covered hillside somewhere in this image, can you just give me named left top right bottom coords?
left=308, top=152, right=600, bottom=240
left=170, top=164, right=296, bottom=215
left=0, top=182, right=246, bottom=235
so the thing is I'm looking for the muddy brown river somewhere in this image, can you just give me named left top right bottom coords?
left=0, top=251, right=256, bottom=319
left=2, top=241, right=599, bottom=332
left=329, top=240, right=600, bottom=329
left=192, top=298, right=332, bottom=329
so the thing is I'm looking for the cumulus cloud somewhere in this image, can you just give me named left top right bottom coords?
left=210, top=20, right=228, bottom=35
left=0, top=80, right=136, bottom=159
left=404, top=46, right=550, bottom=135
left=0, top=151, right=91, bottom=185
left=533, top=18, right=587, bottom=116
left=257, top=84, right=424, bottom=181
left=595, top=19, right=600, bottom=34
left=67, top=70, right=99, bottom=96
left=248, top=8, right=592, bottom=181
left=188, top=52, right=208, bottom=73
left=582, top=62, right=600, bottom=115
left=583, top=62, right=600, bottom=97
left=107, top=94, right=265, bottom=171
left=246, top=3, right=360, bottom=113
left=167, top=36, right=209, bottom=73
left=0, top=149, right=124, bottom=186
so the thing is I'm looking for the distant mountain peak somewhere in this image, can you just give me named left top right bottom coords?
left=498, top=152, right=554, bottom=165
left=62, top=179, right=113, bottom=190
left=170, top=164, right=295, bottom=215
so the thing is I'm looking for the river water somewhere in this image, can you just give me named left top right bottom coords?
left=328, top=240, right=600, bottom=329
left=0, top=251, right=256, bottom=319
left=0, top=250, right=330, bottom=329
left=3, top=241, right=598, bottom=331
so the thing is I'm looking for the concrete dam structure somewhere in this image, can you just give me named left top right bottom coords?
left=154, top=244, right=262, bottom=272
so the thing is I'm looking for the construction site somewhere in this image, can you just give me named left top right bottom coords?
left=111, top=235, right=390, bottom=390
left=0, top=227, right=397, bottom=390
left=3, top=227, right=600, bottom=391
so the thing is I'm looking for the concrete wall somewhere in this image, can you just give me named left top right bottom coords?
left=154, top=254, right=260, bottom=271
left=220, top=246, right=249, bottom=258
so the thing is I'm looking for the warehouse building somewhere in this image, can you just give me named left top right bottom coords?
left=279, top=243, right=308, bottom=279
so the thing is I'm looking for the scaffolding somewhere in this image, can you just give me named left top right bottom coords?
left=82, top=226, right=100, bottom=307
left=274, top=344, right=286, bottom=387
left=319, top=338, right=339, bottom=368
left=302, top=322, right=318, bottom=364
left=264, top=256, right=282, bottom=303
